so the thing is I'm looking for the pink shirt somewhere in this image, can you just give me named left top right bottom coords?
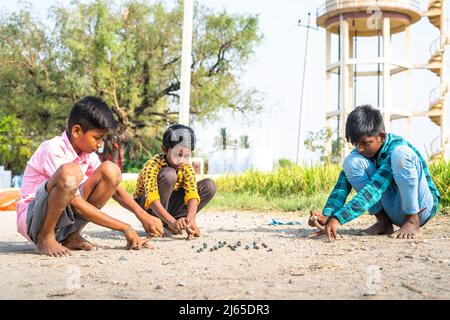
left=16, top=131, right=102, bottom=240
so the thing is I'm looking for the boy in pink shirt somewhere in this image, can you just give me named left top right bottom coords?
left=17, top=96, right=163, bottom=257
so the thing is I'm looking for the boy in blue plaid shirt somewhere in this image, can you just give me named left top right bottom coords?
left=309, top=105, right=440, bottom=241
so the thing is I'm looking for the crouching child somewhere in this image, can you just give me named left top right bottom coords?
left=16, top=96, right=164, bottom=256
left=134, top=124, right=217, bottom=239
left=309, top=105, right=440, bottom=241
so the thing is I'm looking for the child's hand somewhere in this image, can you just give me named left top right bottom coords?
left=140, top=214, right=164, bottom=238
left=185, top=219, right=201, bottom=240
left=308, top=210, right=327, bottom=238
left=308, top=210, right=327, bottom=228
left=325, top=217, right=340, bottom=241
left=165, top=218, right=187, bottom=235
left=174, top=217, right=189, bottom=231
left=123, top=226, right=154, bottom=250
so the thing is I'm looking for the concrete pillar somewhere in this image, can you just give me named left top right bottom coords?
left=339, top=16, right=350, bottom=158
left=349, top=32, right=355, bottom=110
left=442, top=53, right=448, bottom=153
left=382, top=17, right=392, bottom=131
left=405, top=25, right=412, bottom=140
left=441, top=0, right=447, bottom=48
left=440, top=0, right=448, bottom=158
left=325, top=30, right=333, bottom=156
left=179, top=0, right=193, bottom=126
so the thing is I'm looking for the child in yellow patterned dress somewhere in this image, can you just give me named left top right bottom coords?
left=134, top=124, right=216, bottom=239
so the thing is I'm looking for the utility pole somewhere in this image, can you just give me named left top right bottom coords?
left=296, top=13, right=318, bottom=165
left=179, top=0, right=193, bottom=126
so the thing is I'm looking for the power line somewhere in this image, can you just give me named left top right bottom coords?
left=296, top=12, right=318, bottom=165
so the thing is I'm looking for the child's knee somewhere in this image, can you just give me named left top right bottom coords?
left=202, top=178, right=217, bottom=198
left=391, top=145, right=418, bottom=172
left=158, top=167, right=178, bottom=185
left=342, top=153, right=372, bottom=177
left=58, top=163, right=83, bottom=193
left=100, top=161, right=122, bottom=185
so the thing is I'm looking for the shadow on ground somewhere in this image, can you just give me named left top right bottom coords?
left=205, top=226, right=366, bottom=239
left=0, top=241, right=35, bottom=254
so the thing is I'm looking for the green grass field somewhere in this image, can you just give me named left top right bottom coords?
left=121, top=161, right=450, bottom=213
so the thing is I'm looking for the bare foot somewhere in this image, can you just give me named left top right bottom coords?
left=62, top=232, right=98, bottom=251
left=361, top=211, right=394, bottom=236
left=35, top=236, right=72, bottom=257
left=390, top=214, right=420, bottom=239
left=361, top=221, right=394, bottom=236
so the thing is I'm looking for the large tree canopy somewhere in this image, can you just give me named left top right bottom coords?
left=0, top=0, right=263, bottom=164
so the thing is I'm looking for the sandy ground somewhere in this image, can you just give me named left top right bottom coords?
left=1, top=206, right=450, bottom=300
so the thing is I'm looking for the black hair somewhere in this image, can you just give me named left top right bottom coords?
left=345, top=105, right=385, bottom=145
left=68, top=96, right=116, bottom=132
left=162, top=124, right=196, bottom=150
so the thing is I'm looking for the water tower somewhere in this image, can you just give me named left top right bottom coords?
left=316, top=0, right=449, bottom=160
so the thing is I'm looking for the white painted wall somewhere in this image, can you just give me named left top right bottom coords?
left=207, top=147, right=274, bottom=174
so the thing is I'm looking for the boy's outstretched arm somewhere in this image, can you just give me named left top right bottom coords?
left=112, top=185, right=164, bottom=237
left=70, top=195, right=152, bottom=249
left=322, top=171, right=353, bottom=218
left=330, top=161, right=393, bottom=225
left=323, top=160, right=395, bottom=240
left=309, top=170, right=351, bottom=238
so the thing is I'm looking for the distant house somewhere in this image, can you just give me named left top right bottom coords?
left=207, top=146, right=274, bottom=174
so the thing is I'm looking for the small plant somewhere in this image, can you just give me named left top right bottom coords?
left=278, top=158, right=294, bottom=168
left=304, top=127, right=343, bottom=163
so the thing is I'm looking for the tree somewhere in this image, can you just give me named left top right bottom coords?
left=0, top=0, right=263, bottom=166
left=0, top=114, right=33, bottom=175
left=304, top=128, right=343, bottom=163
left=213, top=127, right=232, bottom=150
left=239, top=135, right=250, bottom=149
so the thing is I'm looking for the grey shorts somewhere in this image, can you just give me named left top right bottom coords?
left=26, top=181, right=87, bottom=243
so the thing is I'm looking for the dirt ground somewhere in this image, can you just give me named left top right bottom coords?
left=1, top=206, right=450, bottom=300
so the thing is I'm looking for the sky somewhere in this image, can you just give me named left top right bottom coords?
left=2, top=0, right=449, bottom=163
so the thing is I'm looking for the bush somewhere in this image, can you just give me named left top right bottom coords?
left=123, top=156, right=150, bottom=173
left=215, top=164, right=342, bottom=197
left=216, top=161, right=450, bottom=209
left=429, top=161, right=450, bottom=209
left=123, top=137, right=161, bottom=173
left=121, top=180, right=137, bottom=195
left=121, top=161, right=450, bottom=211
left=278, top=158, right=294, bottom=168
